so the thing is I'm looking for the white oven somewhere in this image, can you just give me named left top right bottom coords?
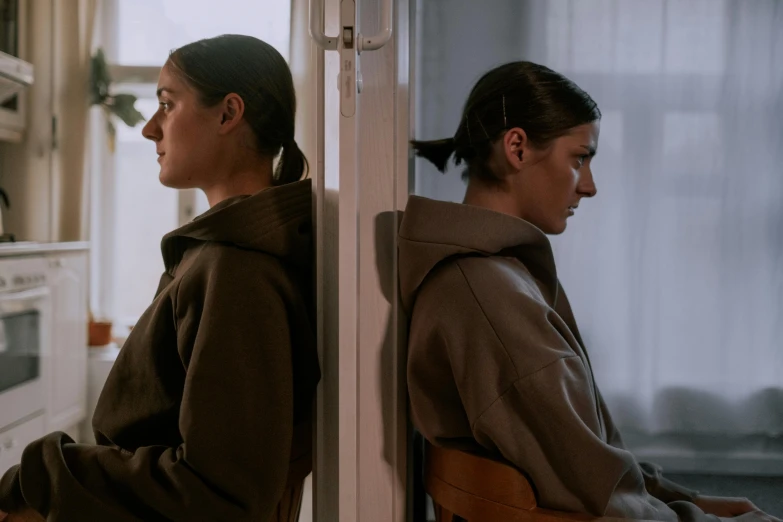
left=0, top=256, right=50, bottom=431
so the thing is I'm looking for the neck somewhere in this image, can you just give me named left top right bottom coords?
left=203, top=164, right=274, bottom=208
left=463, top=179, right=521, bottom=219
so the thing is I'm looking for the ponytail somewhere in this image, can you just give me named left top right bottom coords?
left=410, top=138, right=457, bottom=173
left=414, top=61, right=600, bottom=184
left=274, top=139, right=309, bottom=186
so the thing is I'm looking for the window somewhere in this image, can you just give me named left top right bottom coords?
left=117, top=0, right=291, bottom=65
left=91, top=0, right=292, bottom=331
left=112, top=97, right=179, bottom=322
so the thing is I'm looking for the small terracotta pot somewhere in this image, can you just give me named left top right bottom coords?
left=88, top=321, right=113, bottom=347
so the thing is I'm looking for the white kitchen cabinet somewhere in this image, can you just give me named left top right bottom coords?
left=0, top=0, right=53, bottom=241
left=0, top=0, right=31, bottom=143
left=46, top=251, right=88, bottom=434
left=0, top=414, right=44, bottom=476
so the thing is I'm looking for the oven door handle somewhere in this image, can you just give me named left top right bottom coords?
left=0, top=286, right=49, bottom=354
left=0, top=286, right=50, bottom=303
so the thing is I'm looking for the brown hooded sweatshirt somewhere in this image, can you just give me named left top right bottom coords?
left=399, top=195, right=718, bottom=522
left=0, top=180, right=320, bottom=521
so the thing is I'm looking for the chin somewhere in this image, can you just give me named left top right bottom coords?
left=159, top=169, right=193, bottom=190
left=543, top=221, right=568, bottom=235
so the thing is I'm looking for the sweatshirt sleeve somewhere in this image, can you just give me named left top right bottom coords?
left=0, top=252, right=294, bottom=521
left=639, top=462, right=700, bottom=504
left=597, top=390, right=700, bottom=504
left=472, top=360, right=717, bottom=522
left=472, top=358, right=679, bottom=520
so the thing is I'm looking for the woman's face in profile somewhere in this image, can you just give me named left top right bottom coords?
left=141, top=62, right=225, bottom=190
left=515, top=121, right=600, bottom=235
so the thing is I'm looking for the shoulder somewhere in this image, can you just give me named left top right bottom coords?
left=415, top=255, right=544, bottom=316
left=412, top=259, right=474, bottom=320
left=178, top=242, right=304, bottom=304
left=199, top=242, right=286, bottom=271
left=410, top=255, right=539, bottom=341
left=411, top=254, right=564, bottom=365
left=456, top=255, right=544, bottom=302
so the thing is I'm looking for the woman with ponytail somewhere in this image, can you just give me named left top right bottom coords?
left=400, top=61, right=776, bottom=522
left=0, top=35, right=319, bottom=522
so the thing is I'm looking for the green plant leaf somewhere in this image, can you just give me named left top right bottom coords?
left=90, top=48, right=112, bottom=106
left=91, top=48, right=146, bottom=135
left=107, top=94, right=146, bottom=128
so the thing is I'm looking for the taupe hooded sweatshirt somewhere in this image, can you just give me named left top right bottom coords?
left=400, top=195, right=718, bottom=522
left=0, top=180, right=320, bottom=521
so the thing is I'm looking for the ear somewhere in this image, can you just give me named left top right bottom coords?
left=216, top=93, right=246, bottom=135
left=502, top=127, right=529, bottom=170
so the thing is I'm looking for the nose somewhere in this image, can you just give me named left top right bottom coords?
left=142, top=112, right=161, bottom=142
left=578, top=166, right=597, bottom=198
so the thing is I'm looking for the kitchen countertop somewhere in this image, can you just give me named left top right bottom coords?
left=0, top=241, right=90, bottom=257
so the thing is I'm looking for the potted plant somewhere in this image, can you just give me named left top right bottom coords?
left=90, top=48, right=146, bottom=152
left=88, top=315, right=114, bottom=347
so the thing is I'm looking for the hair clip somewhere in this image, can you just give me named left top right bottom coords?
left=476, top=113, right=490, bottom=139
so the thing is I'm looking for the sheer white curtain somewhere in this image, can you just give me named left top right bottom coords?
left=52, top=0, right=99, bottom=241
left=414, top=0, right=783, bottom=436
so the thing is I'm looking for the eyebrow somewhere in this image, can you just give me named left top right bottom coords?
left=579, top=145, right=597, bottom=156
left=156, top=87, right=174, bottom=98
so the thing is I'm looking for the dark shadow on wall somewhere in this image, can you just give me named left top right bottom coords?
left=374, top=210, right=424, bottom=519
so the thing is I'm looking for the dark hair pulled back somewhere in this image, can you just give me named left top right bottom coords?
left=412, top=61, right=600, bottom=183
left=169, top=34, right=308, bottom=185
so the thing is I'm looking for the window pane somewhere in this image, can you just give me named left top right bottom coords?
left=117, top=0, right=291, bottom=65
left=112, top=98, right=178, bottom=323
left=661, top=112, right=722, bottom=175
left=664, top=0, right=726, bottom=74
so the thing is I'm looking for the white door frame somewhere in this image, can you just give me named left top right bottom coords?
left=309, top=0, right=413, bottom=520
